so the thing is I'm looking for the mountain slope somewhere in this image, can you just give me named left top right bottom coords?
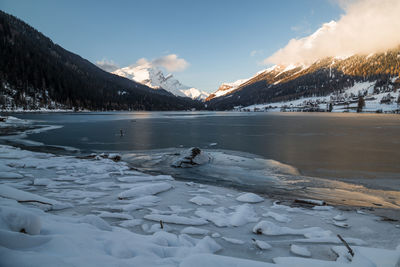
left=205, top=78, right=249, bottom=101
left=112, top=64, right=209, bottom=100
left=206, top=48, right=400, bottom=110
left=0, top=11, right=202, bottom=111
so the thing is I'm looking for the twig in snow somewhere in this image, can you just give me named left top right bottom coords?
left=18, top=200, right=52, bottom=206
left=337, top=234, right=354, bottom=257
left=294, top=198, right=326, bottom=206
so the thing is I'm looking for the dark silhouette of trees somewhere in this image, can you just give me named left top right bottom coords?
left=357, top=96, right=365, bottom=113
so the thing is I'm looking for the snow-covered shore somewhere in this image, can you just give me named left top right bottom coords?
left=0, top=145, right=400, bottom=266
left=1, top=108, right=76, bottom=113
left=0, top=116, right=400, bottom=266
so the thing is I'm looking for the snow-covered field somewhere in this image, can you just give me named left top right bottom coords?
left=0, top=117, right=400, bottom=266
left=242, top=81, right=400, bottom=113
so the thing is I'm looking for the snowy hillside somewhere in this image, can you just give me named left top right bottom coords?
left=206, top=47, right=400, bottom=111
left=113, top=64, right=209, bottom=100
left=241, top=78, right=400, bottom=113
left=206, top=64, right=308, bottom=102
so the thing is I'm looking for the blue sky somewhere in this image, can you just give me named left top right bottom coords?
left=1, top=0, right=343, bottom=92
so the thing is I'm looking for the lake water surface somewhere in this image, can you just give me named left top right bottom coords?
left=11, top=111, right=400, bottom=180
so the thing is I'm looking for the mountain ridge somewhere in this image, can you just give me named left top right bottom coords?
left=206, top=48, right=400, bottom=111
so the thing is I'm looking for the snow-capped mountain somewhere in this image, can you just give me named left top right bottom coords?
left=180, top=87, right=209, bottom=100
left=113, top=63, right=209, bottom=100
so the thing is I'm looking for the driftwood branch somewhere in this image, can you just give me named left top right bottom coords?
left=337, top=234, right=354, bottom=257
left=294, top=198, right=326, bottom=206
left=18, top=200, right=53, bottom=206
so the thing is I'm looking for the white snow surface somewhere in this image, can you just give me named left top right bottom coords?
left=118, top=182, right=173, bottom=199
left=0, top=206, right=41, bottom=235
left=222, top=236, right=245, bottom=244
left=263, top=211, right=291, bottom=223
left=195, top=204, right=259, bottom=227
left=0, top=143, right=399, bottom=266
left=290, top=244, right=311, bottom=257
left=144, top=214, right=208, bottom=226
left=236, top=192, right=264, bottom=203
left=180, top=226, right=210, bottom=235
left=189, top=196, right=216, bottom=206
left=253, top=239, right=272, bottom=250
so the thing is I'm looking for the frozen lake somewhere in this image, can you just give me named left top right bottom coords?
left=8, top=111, right=400, bottom=181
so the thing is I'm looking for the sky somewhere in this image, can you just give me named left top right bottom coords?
left=1, top=0, right=345, bottom=93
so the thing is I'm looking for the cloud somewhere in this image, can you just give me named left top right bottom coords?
left=265, top=0, right=400, bottom=65
left=151, top=54, right=189, bottom=72
left=135, top=58, right=151, bottom=67
left=97, top=54, right=189, bottom=73
left=132, top=54, right=189, bottom=72
left=250, top=50, right=264, bottom=57
left=96, top=59, right=119, bottom=72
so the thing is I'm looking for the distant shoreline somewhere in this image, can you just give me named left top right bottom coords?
left=2, top=109, right=400, bottom=115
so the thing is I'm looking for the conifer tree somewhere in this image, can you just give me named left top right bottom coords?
left=357, top=96, right=365, bottom=113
